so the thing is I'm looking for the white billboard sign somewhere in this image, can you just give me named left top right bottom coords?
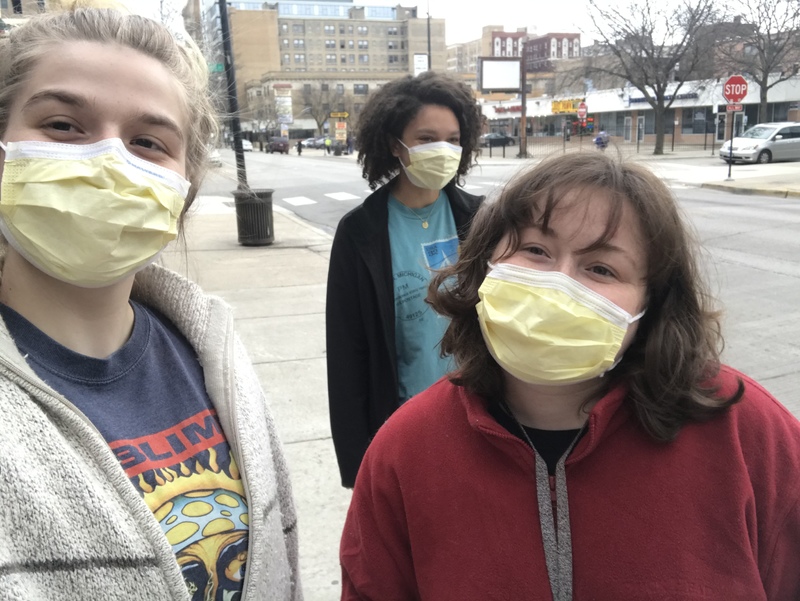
left=478, top=58, right=522, bottom=93
left=414, top=53, right=429, bottom=77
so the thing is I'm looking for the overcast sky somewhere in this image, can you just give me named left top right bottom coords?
left=131, top=0, right=601, bottom=46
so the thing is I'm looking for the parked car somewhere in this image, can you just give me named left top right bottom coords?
left=719, top=122, right=800, bottom=164
left=480, top=132, right=516, bottom=147
left=207, top=146, right=222, bottom=167
left=268, top=136, right=290, bottom=154
left=231, top=138, right=253, bottom=151
left=301, top=137, right=317, bottom=148
left=313, top=136, right=329, bottom=149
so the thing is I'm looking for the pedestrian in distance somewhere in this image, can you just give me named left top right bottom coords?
left=340, top=151, right=800, bottom=600
left=0, top=4, right=301, bottom=600
left=346, top=134, right=354, bottom=155
left=594, top=129, right=610, bottom=151
left=296, top=139, right=303, bottom=156
left=325, top=136, right=332, bottom=155
left=326, top=71, right=484, bottom=488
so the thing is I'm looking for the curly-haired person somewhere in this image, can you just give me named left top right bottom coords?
left=340, top=151, right=800, bottom=600
left=326, top=71, right=484, bottom=488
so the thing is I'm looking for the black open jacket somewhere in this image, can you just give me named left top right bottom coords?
left=325, top=180, right=483, bottom=488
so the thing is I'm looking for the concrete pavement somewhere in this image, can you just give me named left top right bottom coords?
left=161, top=151, right=799, bottom=601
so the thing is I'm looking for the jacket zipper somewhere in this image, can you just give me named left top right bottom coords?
left=549, top=475, right=558, bottom=526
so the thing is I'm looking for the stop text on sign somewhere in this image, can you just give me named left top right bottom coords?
left=724, top=82, right=747, bottom=97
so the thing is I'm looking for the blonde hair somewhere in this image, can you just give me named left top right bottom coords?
left=0, top=4, right=218, bottom=211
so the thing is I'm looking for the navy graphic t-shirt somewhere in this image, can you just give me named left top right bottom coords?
left=0, top=301, right=249, bottom=601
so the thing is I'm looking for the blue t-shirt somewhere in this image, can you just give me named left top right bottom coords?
left=388, top=191, right=458, bottom=402
left=0, top=301, right=248, bottom=601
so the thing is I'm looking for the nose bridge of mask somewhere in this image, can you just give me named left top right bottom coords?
left=486, top=262, right=641, bottom=328
left=398, top=139, right=463, bottom=162
left=1, top=138, right=191, bottom=201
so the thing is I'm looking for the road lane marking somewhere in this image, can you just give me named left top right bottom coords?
left=283, top=196, right=318, bottom=206
left=325, top=192, right=361, bottom=201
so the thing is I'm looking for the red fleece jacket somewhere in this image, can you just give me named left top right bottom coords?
left=341, top=366, right=800, bottom=600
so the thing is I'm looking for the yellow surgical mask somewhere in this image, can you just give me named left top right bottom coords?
left=0, top=138, right=190, bottom=288
left=476, top=262, right=645, bottom=385
left=398, top=140, right=462, bottom=190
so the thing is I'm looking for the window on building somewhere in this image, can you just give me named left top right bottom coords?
left=358, top=40, right=369, bottom=49
left=339, top=24, right=345, bottom=34
left=388, top=55, right=399, bottom=63
left=337, top=103, right=345, bottom=111
left=326, top=39, right=336, bottom=49
left=321, top=83, right=329, bottom=92
left=293, top=23, right=304, bottom=34
left=354, top=103, right=363, bottom=113
left=340, top=40, right=346, bottom=49
left=682, top=107, right=714, bottom=134
left=341, top=55, right=347, bottom=64
left=357, top=25, right=368, bottom=35
left=359, top=54, right=369, bottom=64
left=283, top=54, right=290, bottom=65
left=349, top=54, right=355, bottom=64
left=388, top=41, right=398, bottom=50
left=388, top=26, right=398, bottom=35
left=348, top=25, right=354, bottom=33
left=354, top=84, right=369, bottom=95
left=326, top=54, right=337, bottom=64
left=281, top=23, right=288, bottom=33
left=12, top=0, right=22, bottom=13
left=294, top=54, right=305, bottom=64
left=348, top=40, right=355, bottom=49
left=282, top=38, right=289, bottom=47
left=304, top=83, right=312, bottom=93
left=324, top=24, right=335, bottom=34
left=294, top=39, right=305, bottom=48
left=401, top=41, right=406, bottom=50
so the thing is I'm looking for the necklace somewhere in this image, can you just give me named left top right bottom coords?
left=400, top=199, right=436, bottom=229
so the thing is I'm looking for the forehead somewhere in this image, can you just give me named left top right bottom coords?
left=520, top=186, right=645, bottom=249
left=405, top=104, right=459, bottom=133
left=12, top=40, right=188, bottom=129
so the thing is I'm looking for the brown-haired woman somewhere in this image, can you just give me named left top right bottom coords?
left=326, top=71, right=484, bottom=488
left=340, top=151, right=800, bottom=600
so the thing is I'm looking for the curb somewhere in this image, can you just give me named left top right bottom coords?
left=700, top=183, right=800, bottom=199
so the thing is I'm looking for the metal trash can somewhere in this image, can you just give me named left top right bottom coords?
left=233, top=188, right=274, bottom=246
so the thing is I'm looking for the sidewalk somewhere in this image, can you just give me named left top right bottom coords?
left=162, top=155, right=799, bottom=601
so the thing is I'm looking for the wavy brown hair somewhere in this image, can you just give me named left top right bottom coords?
left=355, top=71, right=481, bottom=190
left=429, top=151, right=743, bottom=442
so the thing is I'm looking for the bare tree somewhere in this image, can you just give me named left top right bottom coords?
left=300, top=84, right=356, bottom=135
left=715, top=0, right=800, bottom=123
left=586, top=0, right=718, bottom=153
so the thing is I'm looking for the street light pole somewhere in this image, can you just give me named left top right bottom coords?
left=518, top=37, right=528, bottom=159
left=426, top=0, right=432, bottom=70
left=218, top=0, right=248, bottom=189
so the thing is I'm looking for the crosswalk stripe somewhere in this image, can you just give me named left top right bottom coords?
left=283, top=196, right=318, bottom=206
left=325, top=192, right=361, bottom=201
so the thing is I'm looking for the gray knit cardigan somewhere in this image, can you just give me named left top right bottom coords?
left=0, top=261, right=302, bottom=600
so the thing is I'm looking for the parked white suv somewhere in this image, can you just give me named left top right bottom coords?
left=719, top=122, right=800, bottom=164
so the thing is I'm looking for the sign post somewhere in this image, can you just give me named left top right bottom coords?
left=722, top=75, right=748, bottom=180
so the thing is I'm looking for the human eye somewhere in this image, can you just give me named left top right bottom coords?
left=588, top=264, right=616, bottom=278
left=42, top=119, right=82, bottom=136
left=130, top=137, right=168, bottom=155
left=522, top=245, right=549, bottom=258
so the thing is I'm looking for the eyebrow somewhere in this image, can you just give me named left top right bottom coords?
left=23, top=89, right=87, bottom=110
left=415, top=128, right=460, bottom=136
left=132, top=112, right=185, bottom=143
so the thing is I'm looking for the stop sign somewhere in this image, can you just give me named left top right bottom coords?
left=577, top=102, right=588, bottom=119
left=723, top=75, right=748, bottom=103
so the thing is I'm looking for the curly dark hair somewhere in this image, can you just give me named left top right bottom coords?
left=428, top=151, right=743, bottom=442
left=355, top=71, right=481, bottom=189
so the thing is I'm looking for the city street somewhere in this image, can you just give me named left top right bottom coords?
left=190, top=147, right=800, bottom=599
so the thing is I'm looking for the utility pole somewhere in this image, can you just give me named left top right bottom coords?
left=218, top=0, right=248, bottom=189
left=518, top=37, right=528, bottom=159
left=426, top=0, right=431, bottom=70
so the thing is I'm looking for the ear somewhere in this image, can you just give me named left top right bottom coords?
left=389, top=135, right=401, bottom=158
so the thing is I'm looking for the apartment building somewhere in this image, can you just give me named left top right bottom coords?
left=188, top=1, right=446, bottom=109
